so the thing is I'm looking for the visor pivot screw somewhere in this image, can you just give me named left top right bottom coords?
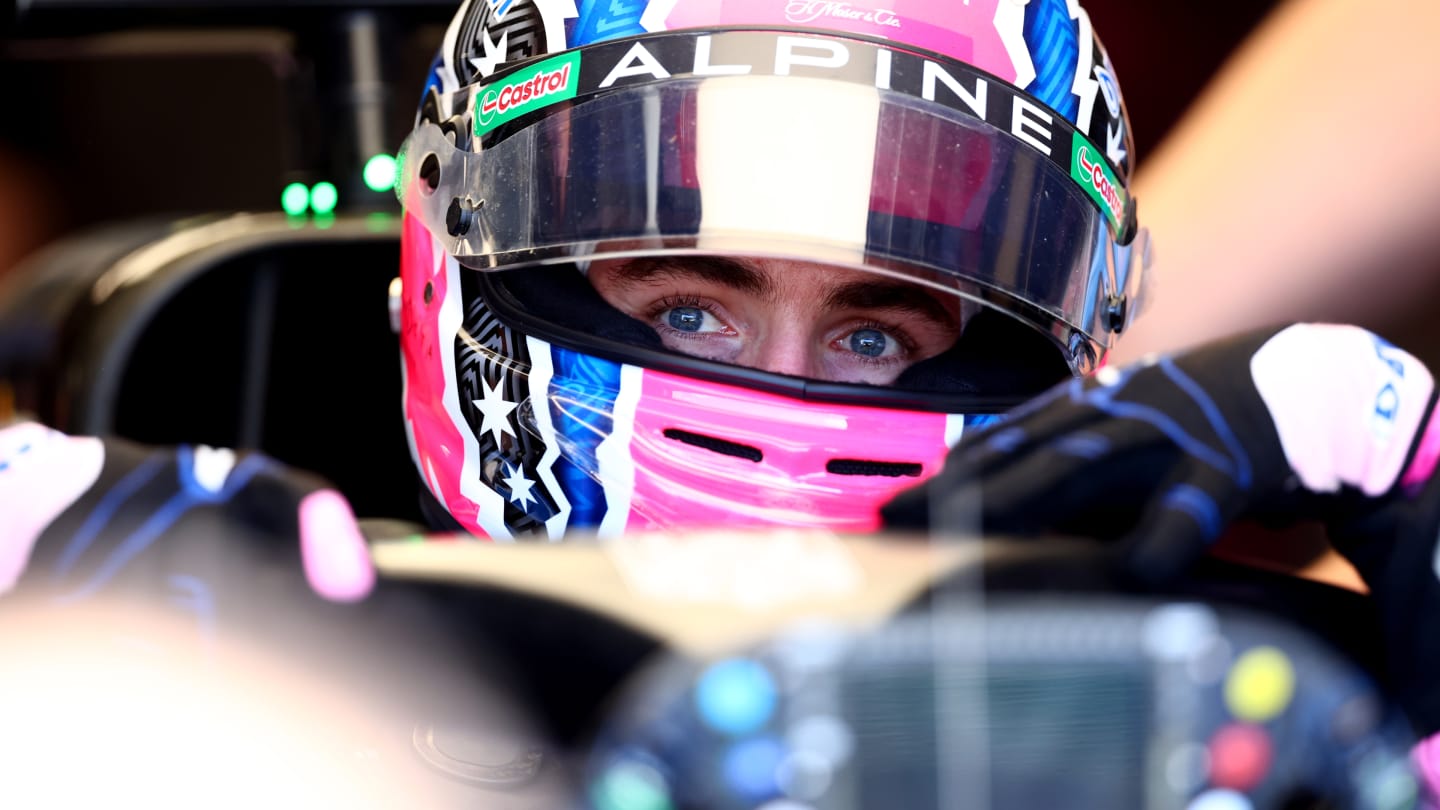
left=447, top=197, right=481, bottom=237
left=423, top=281, right=434, bottom=305
left=1105, top=295, right=1128, bottom=333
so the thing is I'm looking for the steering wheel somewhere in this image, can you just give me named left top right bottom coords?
left=0, top=524, right=1421, bottom=809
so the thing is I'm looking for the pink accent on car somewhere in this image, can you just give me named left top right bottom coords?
left=298, top=488, right=376, bottom=603
left=621, top=369, right=953, bottom=533
left=399, top=213, right=484, bottom=534
left=0, top=422, right=105, bottom=593
left=1403, top=407, right=1440, bottom=494
left=1414, top=732, right=1440, bottom=809
left=660, top=0, right=1020, bottom=82
left=1251, top=324, right=1435, bottom=497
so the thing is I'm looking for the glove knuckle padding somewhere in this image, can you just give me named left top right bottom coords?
left=1250, top=324, right=1436, bottom=497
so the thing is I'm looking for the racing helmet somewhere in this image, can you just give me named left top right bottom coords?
left=394, top=0, right=1151, bottom=540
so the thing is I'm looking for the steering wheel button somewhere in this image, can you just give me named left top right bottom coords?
left=1186, top=788, right=1253, bottom=810
left=1224, top=646, right=1295, bottom=722
left=1208, top=723, right=1272, bottom=791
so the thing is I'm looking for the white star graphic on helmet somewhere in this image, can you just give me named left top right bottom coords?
left=469, top=27, right=509, bottom=77
left=473, top=377, right=518, bottom=444
left=502, top=463, right=537, bottom=509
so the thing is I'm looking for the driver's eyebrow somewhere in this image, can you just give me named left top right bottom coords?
left=604, top=257, right=772, bottom=297
left=821, top=280, right=960, bottom=330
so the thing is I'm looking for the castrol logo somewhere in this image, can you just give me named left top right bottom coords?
left=1077, top=145, right=1122, bottom=217
left=479, top=62, right=573, bottom=122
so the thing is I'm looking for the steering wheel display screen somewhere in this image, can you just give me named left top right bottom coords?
left=586, top=598, right=1421, bottom=810
left=843, top=663, right=1150, bottom=808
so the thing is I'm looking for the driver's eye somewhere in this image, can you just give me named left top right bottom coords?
left=668, top=304, right=702, bottom=330
left=667, top=306, right=707, bottom=332
left=849, top=329, right=889, bottom=357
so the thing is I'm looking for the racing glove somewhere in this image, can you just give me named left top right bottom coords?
left=881, top=323, right=1440, bottom=732
left=0, top=420, right=376, bottom=610
left=0, top=425, right=536, bottom=806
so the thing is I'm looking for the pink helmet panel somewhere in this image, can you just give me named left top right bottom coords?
left=655, top=0, right=1024, bottom=82
left=400, top=212, right=487, bottom=536
left=623, top=369, right=956, bottom=533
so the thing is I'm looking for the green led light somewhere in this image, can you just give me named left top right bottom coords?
left=281, top=182, right=309, bottom=216
left=363, top=153, right=398, bottom=193
left=309, top=182, right=339, bottom=216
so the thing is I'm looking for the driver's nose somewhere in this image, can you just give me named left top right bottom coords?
left=742, top=333, right=819, bottom=379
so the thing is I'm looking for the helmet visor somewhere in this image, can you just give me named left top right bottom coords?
left=401, top=70, right=1120, bottom=360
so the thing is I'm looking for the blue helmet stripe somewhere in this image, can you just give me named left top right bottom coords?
left=549, top=347, right=623, bottom=527
left=1024, top=0, right=1080, bottom=121
left=571, top=0, right=649, bottom=47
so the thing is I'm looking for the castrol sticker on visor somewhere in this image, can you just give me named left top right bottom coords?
left=475, top=51, right=580, bottom=136
left=1071, top=132, right=1126, bottom=232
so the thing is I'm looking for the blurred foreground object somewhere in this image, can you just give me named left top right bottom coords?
left=0, top=581, right=565, bottom=809
left=0, top=513, right=1421, bottom=809
left=588, top=600, right=1421, bottom=810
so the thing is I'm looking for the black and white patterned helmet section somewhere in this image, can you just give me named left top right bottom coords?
left=454, top=283, right=565, bottom=536
left=438, top=0, right=578, bottom=91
